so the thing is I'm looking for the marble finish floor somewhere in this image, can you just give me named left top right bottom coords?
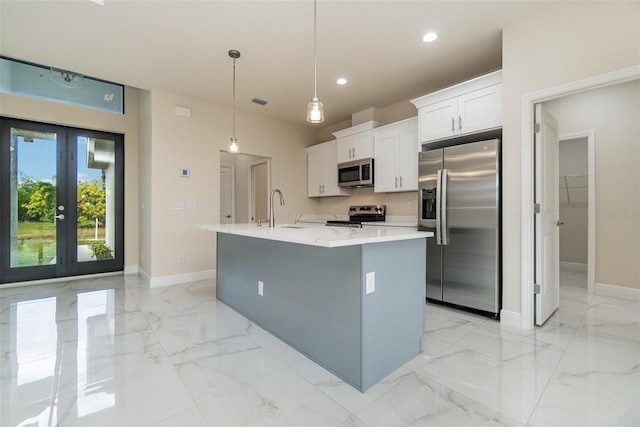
left=1, top=270, right=638, bottom=426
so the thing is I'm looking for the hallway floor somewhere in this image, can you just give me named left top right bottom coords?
left=1, top=270, right=638, bottom=426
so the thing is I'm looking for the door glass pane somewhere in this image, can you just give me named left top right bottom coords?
left=10, top=127, right=58, bottom=267
left=76, top=137, right=115, bottom=262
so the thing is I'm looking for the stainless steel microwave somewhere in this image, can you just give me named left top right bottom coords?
left=338, top=158, right=374, bottom=187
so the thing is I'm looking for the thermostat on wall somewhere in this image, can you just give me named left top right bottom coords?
left=180, top=169, right=190, bottom=177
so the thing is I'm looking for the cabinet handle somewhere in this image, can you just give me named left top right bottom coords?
left=459, top=115, right=462, bottom=131
left=452, top=117, right=455, bottom=132
left=395, top=177, right=398, bottom=187
left=400, top=176, right=403, bottom=187
left=322, top=185, right=325, bottom=193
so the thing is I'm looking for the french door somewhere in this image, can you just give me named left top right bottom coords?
left=0, top=117, right=124, bottom=284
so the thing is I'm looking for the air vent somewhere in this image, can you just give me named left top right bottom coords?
left=251, top=98, right=268, bottom=106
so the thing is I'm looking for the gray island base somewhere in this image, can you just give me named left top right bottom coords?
left=216, top=232, right=426, bottom=392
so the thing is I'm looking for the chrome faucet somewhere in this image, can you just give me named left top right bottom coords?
left=269, top=188, right=285, bottom=227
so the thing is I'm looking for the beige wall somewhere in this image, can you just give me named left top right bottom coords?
left=502, top=1, right=640, bottom=312
left=141, top=89, right=317, bottom=278
left=558, top=138, right=588, bottom=264
left=546, top=81, right=640, bottom=287
left=0, top=88, right=140, bottom=271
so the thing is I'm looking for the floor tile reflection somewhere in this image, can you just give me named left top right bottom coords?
left=1, top=269, right=638, bottom=426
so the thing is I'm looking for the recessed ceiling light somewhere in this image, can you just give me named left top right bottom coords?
left=336, top=78, right=347, bottom=85
left=422, top=32, right=438, bottom=43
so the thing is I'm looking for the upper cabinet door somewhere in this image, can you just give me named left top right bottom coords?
left=373, top=129, right=399, bottom=193
left=352, top=130, right=374, bottom=160
left=307, top=149, right=324, bottom=197
left=418, top=98, right=457, bottom=143
left=398, top=124, right=418, bottom=192
left=336, top=135, right=353, bottom=164
left=457, top=84, right=502, bottom=135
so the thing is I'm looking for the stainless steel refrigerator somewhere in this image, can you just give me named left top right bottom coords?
left=418, top=137, right=501, bottom=317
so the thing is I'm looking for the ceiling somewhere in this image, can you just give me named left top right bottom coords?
left=0, top=1, right=559, bottom=128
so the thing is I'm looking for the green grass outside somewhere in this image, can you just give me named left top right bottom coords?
left=15, top=221, right=107, bottom=266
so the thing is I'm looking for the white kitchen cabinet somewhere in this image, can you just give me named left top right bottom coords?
left=306, top=140, right=352, bottom=197
left=373, top=117, right=418, bottom=193
left=333, top=121, right=382, bottom=164
left=412, top=70, right=502, bottom=144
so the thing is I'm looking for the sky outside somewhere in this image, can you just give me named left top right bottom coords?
left=17, top=135, right=102, bottom=184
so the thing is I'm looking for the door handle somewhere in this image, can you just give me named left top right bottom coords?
left=441, top=168, right=449, bottom=245
left=557, top=220, right=564, bottom=226
left=436, top=170, right=442, bottom=245
left=55, top=214, right=65, bottom=220
left=225, top=215, right=231, bottom=218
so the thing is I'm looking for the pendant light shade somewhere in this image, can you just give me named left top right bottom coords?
left=228, top=49, right=241, bottom=152
left=307, top=97, right=324, bottom=123
left=307, top=0, right=324, bottom=123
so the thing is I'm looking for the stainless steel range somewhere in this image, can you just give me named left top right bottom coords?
left=326, top=205, right=386, bottom=228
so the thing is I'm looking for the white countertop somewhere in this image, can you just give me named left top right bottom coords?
left=194, top=223, right=432, bottom=248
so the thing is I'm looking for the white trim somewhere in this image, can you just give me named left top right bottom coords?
left=499, top=309, right=521, bottom=330
left=124, top=264, right=139, bottom=275
left=148, top=269, right=216, bottom=288
left=138, top=267, right=151, bottom=284
left=520, top=65, right=640, bottom=330
left=595, top=282, right=640, bottom=302
left=0, top=271, right=123, bottom=289
left=559, top=131, right=596, bottom=294
left=559, top=261, right=587, bottom=273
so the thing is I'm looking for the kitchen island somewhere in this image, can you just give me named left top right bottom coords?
left=195, top=223, right=431, bottom=392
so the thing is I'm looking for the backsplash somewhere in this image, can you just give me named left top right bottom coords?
left=311, top=187, right=418, bottom=217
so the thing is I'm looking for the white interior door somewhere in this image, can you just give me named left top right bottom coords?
left=220, top=165, right=234, bottom=224
left=535, top=103, right=560, bottom=325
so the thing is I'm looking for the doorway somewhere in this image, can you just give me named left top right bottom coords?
left=250, top=160, right=269, bottom=223
left=557, top=134, right=594, bottom=300
left=0, top=117, right=124, bottom=284
left=521, top=66, right=640, bottom=329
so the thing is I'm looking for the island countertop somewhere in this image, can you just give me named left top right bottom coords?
left=194, top=223, right=432, bottom=248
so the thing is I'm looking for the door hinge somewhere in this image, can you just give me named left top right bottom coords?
left=534, top=123, right=541, bottom=134
left=534, top=283, right=541, bottom=294
left=534, top=203, right=541, bottom=214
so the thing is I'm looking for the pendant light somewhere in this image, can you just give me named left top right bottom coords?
left=228, top=49, right=241, bottom=152
left=306, top=0, right=324, bottom=123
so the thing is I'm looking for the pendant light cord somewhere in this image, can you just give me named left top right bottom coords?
left=313, top=0, right=317, bottom=98
left=232, top=56, right=236, bottom=137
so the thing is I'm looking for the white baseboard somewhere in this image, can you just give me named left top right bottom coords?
left=138, top=267, right=151, bottom=284
left=147, top=269, right=216, bottom=288
left=559, top=261, right=587, bottom=273
left=595, top=282, right=640, bottom=302
left=499, top=309, right=523, bottom=330
left=124, top=265, right=139, bottom=275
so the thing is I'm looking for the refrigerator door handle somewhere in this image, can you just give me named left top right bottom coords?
left=436, top=169, right=442, bottom=245
left=441, top=168, right=449, bottom=245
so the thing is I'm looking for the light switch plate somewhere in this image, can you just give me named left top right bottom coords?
left=258, top=281, right=264, bottom=296
left=365, top=272, right=375, bottom=294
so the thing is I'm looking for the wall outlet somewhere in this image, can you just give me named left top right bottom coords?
left=366, top=272, right=375, bottom=294
left=178, top=255, right=185, bottom=264
left=258, top=281, right=264, bottom=296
